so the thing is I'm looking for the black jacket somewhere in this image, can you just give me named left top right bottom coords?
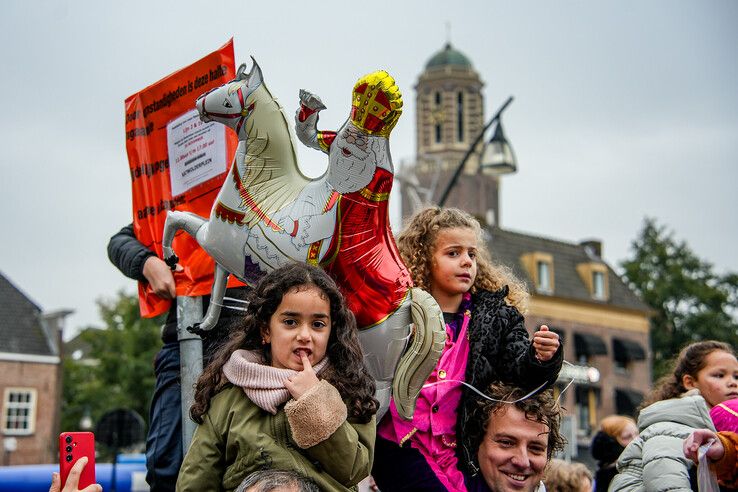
left=107, top=224, right=157, bottom=282
left=106, top=224, right=248, bottom=350
left=456, top=287, right=563, bottom=475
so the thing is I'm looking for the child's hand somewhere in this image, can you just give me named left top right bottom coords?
left=684, top=429, right=724, bottom=463
left=284, top=353, right=321, bottom=400
left=532, top=325, right=559, bottom=362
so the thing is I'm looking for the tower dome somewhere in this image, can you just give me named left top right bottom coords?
left=425, top=43, right=473, bottom=70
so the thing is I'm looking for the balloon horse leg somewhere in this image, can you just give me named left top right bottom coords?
left=162, top=210, right=231, bottom=334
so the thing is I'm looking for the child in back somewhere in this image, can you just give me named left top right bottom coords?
left=176, top=263, right=377, bottom=492
left=610, top=340, right=738, bottom=492
left=590, top=415, right=638, bottom=492
left=372, top=207, right=563, bottom=491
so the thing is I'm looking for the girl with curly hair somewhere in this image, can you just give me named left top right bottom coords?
left=177, top=263, right=377, bottom=492
left=372, top=207, right=563, bottom=492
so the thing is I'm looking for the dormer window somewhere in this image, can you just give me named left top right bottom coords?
left=520, top=252, right=554, bottom=294
left=537, top=260, right=551, bottom=293
left=576, top=262, right=609, bottom=301
left=592, top=271, right=605, bottom=300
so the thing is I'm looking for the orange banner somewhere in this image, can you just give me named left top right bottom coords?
left=124, top=39, right=244, bottom=318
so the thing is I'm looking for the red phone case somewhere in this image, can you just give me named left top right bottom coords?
left=59, top=432, right=96, bottom=489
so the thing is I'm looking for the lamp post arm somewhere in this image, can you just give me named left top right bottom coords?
left=437, top=96, right=514, bottom=207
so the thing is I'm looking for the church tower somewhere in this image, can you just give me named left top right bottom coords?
left=402, top=43, right=503, bottom=225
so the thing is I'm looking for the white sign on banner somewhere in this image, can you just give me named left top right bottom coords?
left=167, top=109, right=227, bottom=196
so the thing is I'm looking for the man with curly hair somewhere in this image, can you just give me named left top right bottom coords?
left=466, top=383, right=566, bottom=492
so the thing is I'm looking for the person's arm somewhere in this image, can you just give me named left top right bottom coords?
left=107, top=224, right=178, bottom=299
left=684, top=428, right=725, bottom=463
left=285, top=380, right=374, bottom=487
left=175, top=413, right=226, bottom=492
left=107, top=224, right=156, bottom=281
left=496, top=305, right=563, bottom=390
left=714, top=432, right=738, bottom=488
left=686, top=430, right=738, bottom=489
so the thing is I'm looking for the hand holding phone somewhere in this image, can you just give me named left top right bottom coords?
left=58, top=432, right=97, bottom=491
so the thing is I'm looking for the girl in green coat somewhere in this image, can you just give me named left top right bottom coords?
left=176, top=263, right=378, bottom=492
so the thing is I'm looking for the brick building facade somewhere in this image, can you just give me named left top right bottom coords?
left=0, top=272, right=67, bottom=465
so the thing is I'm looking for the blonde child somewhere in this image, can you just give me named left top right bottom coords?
left=610, top=340, right=738, bottom=492
left=590, top=415, right=637, bottom=491
left=176, top=263, right=377, bottom=492
left=372, top=207, right=563, bottom=491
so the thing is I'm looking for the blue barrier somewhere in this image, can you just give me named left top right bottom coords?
left=0, top=456, right=147, bottom=492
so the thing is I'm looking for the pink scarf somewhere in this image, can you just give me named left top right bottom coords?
left=222, top=349, right=330, bottom=414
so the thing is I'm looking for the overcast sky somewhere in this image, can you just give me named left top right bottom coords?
left=1, top=1, right=736, bottom=337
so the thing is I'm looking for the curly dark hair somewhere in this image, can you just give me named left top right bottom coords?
left=641, top=340, right=734, bottom=409
left=467, top=383, right=565, bottom=465
left=190, top=262, right=378, bottom=424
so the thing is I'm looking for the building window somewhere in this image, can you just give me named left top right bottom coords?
left=575, top=386, right=600, bottom=436
left=3, top=388, right=37, bottom=436
left=592, top=271, right=605, bottom=300
left=434, top=91, right=443, bottom=144
left=615, top=388, right=644, bottom=418
left=574, top=333, right=608, bottom=365
left=576, top=262, right=609, bottom=300
left=537, top=260, right=551, bottom=293
left=456, top=91, right=464, bottom=142
left=520, top=252, right=555, bottom=294
left=613, top=338, right=647, bottom=372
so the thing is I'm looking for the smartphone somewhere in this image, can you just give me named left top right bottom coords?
left=59, top=432, right=96, bottom=489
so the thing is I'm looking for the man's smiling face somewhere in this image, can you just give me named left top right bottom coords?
left=477, top=406, right=549, bottom=492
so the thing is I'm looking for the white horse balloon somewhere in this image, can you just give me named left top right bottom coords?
left=162, top=59, right=444, bottom=419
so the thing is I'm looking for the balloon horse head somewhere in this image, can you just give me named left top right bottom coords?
left=162, top=59, right=445, bottom=419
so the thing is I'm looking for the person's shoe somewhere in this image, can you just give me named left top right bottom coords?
left=392, top=288, right=446, bottom=420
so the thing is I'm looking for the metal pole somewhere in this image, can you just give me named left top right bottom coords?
left=437, top=96, right=514, bottom=207
left=177, top=296, right=203, bottom=454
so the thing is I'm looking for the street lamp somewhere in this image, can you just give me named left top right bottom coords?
left=480, top=119, right=517, bottom=176
left=437, top=96, right=516, bottom=207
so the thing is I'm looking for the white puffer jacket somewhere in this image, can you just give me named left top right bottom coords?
left=608, top=392, right=714, bottom=492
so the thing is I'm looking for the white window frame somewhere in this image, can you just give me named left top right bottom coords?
left=536, top=260, right=552, bottom=293
left=592, top=271, right=606, bottom=300
left=3, top=387, right=37, bottom=436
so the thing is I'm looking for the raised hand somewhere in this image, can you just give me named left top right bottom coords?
left=284, top=353, right=321, bottom=400
left=532, top=325, right=560, bottom=362
left=143, top=256, right=182, bottom=300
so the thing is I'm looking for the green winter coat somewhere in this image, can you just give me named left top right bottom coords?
left=175, top=382, right=375, bottom=492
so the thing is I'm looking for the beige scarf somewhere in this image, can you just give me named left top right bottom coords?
left=222, top=349, right=330, bottom=414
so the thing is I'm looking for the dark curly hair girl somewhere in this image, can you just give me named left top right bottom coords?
left=190, top=262, right=378, bottom=424
left=640, top=340, right=734, bottom=409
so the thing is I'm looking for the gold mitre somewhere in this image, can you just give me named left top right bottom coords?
left=350, top=71, right=403, bottom=137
